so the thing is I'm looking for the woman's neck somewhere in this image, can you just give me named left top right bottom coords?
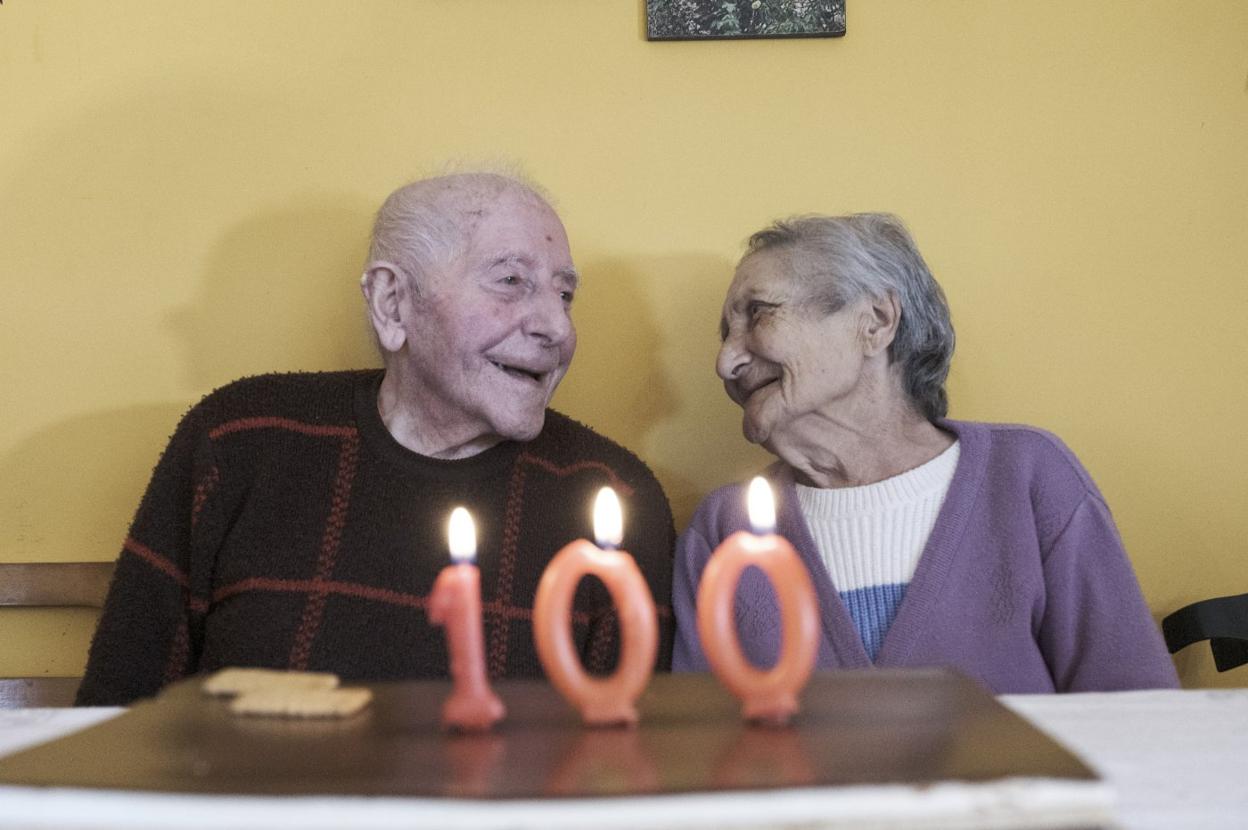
left=766, top=395, right=954, bottom=489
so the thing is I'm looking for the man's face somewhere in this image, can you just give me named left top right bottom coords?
left=400, top=191, right=578, bottom=447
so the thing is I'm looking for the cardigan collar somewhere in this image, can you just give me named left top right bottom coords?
left=768, top=420, right=989, bottom=668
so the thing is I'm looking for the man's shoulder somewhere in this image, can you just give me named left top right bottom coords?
left=189, top=369, right=377, bottom=430
left=533, top=412, right=675, bottom=549
left=532, top=410, right=663, bottom=490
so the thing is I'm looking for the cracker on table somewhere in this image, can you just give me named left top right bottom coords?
left=201, top=667, right=340, bottom=697
left=228, top=687, right=373, bottom=719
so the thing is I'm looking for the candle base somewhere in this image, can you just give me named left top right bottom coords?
left=741, top=693, right=800, bottom=727
left=576, top=700, right=641, bottom=729
left=441, top=691, right=506, bottom=733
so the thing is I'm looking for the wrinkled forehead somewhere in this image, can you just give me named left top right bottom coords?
left=724, top=248, right=802, bottom=310
left=443, top=180, right=550, bottom=236
left=456, top=189, right=577, bottom=281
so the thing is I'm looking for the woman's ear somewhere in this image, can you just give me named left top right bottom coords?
left=360, top=261, right=408, bottom=354
left=861, top=291, right=901, bottom=357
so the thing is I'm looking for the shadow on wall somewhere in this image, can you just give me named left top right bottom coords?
left=167, top=201, right=381, bottom=391
left=0, top=81, right=388, bottom=400
left=0, top=201, right=382, bottom=563
left=555, top=254, right=773, bottom=531
left=0, top=84, right=386, bottom=564
left=554, top=256, right=678, bottom=455
left=0, top=404, right=187, bottom=563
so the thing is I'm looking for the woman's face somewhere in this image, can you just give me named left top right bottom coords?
left=717, top=250, right=869, bottom=447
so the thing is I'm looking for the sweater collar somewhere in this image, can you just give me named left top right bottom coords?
left=353, top=370, right=523, bottom=483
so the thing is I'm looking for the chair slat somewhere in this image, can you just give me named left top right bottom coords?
left=0, top=677, right=82, bottom=708
left=0, top=562, right=114, bottom=608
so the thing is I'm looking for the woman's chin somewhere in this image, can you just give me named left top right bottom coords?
left=741, top=415, right=771, bottom=446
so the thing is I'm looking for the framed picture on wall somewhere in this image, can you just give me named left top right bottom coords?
left=646, top=0, right=846, bottom=41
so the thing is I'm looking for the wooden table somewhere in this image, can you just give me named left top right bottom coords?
left=0, top=670, right=1126, bottom=829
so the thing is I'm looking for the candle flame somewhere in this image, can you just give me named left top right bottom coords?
left=747, top=476, right=776, bottom=534
left=447, top=506, right=476, bottom=562
left=593, top=487, right=624, bottom=549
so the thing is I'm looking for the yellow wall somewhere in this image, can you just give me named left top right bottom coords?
left=2, top=1, right=1245, bottom=689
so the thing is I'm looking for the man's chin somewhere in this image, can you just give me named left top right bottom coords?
left=498, top=411, right=547, bottom=443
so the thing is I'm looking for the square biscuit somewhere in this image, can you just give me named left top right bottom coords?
left=228, top=687, right=374, bottom=719
left=201, top=667, right=340, bottom=697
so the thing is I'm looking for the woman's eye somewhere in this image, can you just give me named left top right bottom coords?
left=559, top=290, right=575, bottom=305
left=744, top=301, right=777, bottom=330
left=501, top=275, right=521, bottom=286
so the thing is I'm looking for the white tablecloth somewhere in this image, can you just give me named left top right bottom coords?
left=0, top=688, right=1244, bottom=829
left=999, top=688, right=1248, bottom=830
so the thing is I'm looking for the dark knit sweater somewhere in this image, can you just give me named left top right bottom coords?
left=77, top=371, right=676, bottom=706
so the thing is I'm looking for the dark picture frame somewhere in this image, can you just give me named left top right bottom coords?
left=647, top=0, right=846, bottom=42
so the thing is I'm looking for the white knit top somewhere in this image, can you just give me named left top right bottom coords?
left=794, top=440, right=960, bottom=661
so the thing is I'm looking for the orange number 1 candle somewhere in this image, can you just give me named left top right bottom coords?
left=697, top=477, right=819, bottom=725
left=427, top=507, right=506, bottom=732
left=533, top=487, right=658, bottom=727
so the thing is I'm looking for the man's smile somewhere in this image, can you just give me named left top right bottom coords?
left=490, top=359, right=554, bottom=385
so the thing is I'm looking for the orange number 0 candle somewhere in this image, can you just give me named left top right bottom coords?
left=697, top=476, right=819, bottom=725
left=533, top=487, right=658, bottom=727
left=427, top=507, right=506, bottom=732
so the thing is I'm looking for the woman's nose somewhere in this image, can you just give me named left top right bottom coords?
left=717, top=335, right=748, bottom=382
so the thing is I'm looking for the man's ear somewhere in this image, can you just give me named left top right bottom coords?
left=360, top=261, right=408, bottom=354
left=861, top=291, right=901, bottom=357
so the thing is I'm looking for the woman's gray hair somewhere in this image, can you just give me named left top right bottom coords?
left=746, top=213, right=955, bottom=421
left=366, top=169, right=549, bottom=292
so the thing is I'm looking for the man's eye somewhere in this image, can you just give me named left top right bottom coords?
left=500, top=275, right=521, bottom=286
left=559, top=290, right=575, bottom=304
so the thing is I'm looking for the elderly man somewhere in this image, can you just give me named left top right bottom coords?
left=77, top=173, right=675, bottom=705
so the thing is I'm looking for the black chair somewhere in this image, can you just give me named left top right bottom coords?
left=0, top=562, right=114, bottom=707
left=1162, top=593, right=1248, bottom=672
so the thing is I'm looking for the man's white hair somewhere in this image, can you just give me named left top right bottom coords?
left=366, top=167, right=553, bottom=292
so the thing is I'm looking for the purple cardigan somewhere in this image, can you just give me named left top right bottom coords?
left=672, top=420, right=1179, bottom=693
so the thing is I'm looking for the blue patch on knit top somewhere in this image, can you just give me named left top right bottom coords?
left=840, top=583, right=907, bottom=662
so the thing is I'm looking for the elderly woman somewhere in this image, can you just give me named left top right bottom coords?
left=673, top=213, right=1178, bottom=693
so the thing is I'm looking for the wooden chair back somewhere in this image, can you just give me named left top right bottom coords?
left=0, top=561, right=114, bottom=707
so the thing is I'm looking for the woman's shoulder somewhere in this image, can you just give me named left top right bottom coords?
left=684, top=460, right=790, bottom=542
left=680, top=483, right=745, bottom=555
left=692, top=480, right=748, bottom=518
left=944, top=418, right=1106, bottom=506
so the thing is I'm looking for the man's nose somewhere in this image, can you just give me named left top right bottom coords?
left=523, top=288, right=573, bottom=346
